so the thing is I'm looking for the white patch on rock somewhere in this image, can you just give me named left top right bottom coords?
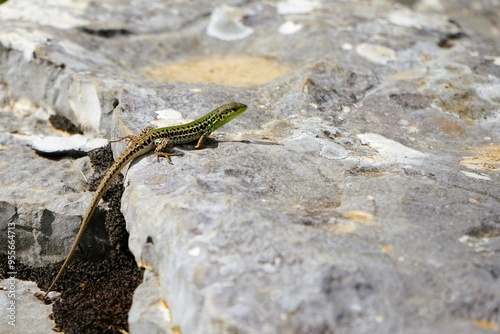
left=342, top=42, right=353, bottom=50
left=155, top=109, right=184, bottom=120
left=188, top=246, right=201, bottom=257
left=206, top=5, right=254, bottom=41
left=29, top=134, right=108, bottom=153
left=388, top=8, right=451, bottom=31
left=356, top=43, right=397, bottom=65
left=152, top=109, right=188, bottom=127
left=0, top=0, right=88, bottom=29
left=458, top=235, right=494, bottom=256
left=0, top=30, right=51, bottom=61
left=68, top=80, right=102, bottom=132
left=357, top=133, right=426, bottom=164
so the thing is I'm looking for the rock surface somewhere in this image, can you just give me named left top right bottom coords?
left=0, top=279, right=54, bottom=333
left=0, top=0, right=499, bottom=333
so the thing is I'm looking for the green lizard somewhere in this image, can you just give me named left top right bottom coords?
left=43, top=102, right=247, bottom=299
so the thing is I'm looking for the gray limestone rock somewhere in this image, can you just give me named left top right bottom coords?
left=0, top=0, right=499, bottom=333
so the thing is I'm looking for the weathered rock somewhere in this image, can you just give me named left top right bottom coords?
left=0, top=0, right=499, bottom=333
left=0, top=279, right=54, bottom=333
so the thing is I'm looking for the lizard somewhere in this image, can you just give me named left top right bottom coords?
left=43, top=102, right=247, bottom=299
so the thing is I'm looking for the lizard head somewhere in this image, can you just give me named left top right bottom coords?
left=210, top=102, right=248, bottom=131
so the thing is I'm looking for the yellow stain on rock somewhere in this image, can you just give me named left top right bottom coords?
left=346, top=210, right=375, bottom=224
left=460, top=144, right=500, bottom=171
left=146, top=56, right=292, bottom=88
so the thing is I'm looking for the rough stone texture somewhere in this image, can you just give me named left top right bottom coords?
left=0, top=0, right=499, bottom=333
left=0, top=279, right=54, bottom=333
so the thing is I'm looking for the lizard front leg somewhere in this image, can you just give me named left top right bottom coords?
left=155, top=137, right=183, bottom=164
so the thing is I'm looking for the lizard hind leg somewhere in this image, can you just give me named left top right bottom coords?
left=155, top=137, right=183, bottom=164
